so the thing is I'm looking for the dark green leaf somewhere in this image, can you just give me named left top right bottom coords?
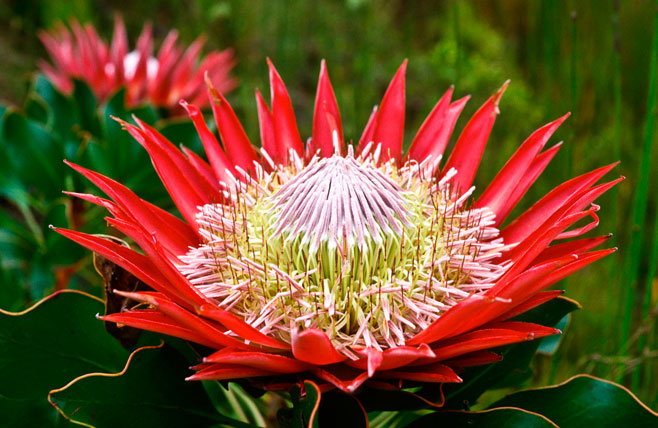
left=0, top=291, right=128, bottom=425
left=25, top=95, right=50, bottom=124
left=442, top=296, right=580, bottom=408
left=33, top=75, right=79, bottom=140
left=0, top=393, right=71, bottom=427
left=491, top=375, right=658, bottom=427
left=408, top=407, right=557, bottom=428
left=0, top=267, right=26, bottom=312
left=50, top=343, right=246, bottom=428
left=1, top=109, right=66, bottom=198
left=72, top=79, right=100, bottom=135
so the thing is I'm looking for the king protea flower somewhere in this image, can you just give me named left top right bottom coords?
left=54, top=59, right=620, bottom=396
left=38, top=17, right=236, bottom=112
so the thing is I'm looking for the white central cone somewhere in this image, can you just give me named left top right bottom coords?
left=269, top=154, right=412, bottom=253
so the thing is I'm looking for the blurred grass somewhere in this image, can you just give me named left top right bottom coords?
left=0, top=0, right=657, bottom=409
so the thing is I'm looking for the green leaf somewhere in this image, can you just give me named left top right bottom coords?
left=442, top=296, right=580, bottom=408
left=408, top=407, right=557, bottom=428
left=33, top=74, right=78, bottom=141
left=491, top=375, right=658, bottom=427
left=25, top=94, right=50, bottom=125
left=0, top=267, right=26, bottom=312
left=278, top=381, right=321, bottom=428
left=1, top=109, right=66, bottom=198
left=50, top=344, right=247, bottom=428
left=72, top=79, right=100, bottom=136
left=0, top=291, right=128, bottom=426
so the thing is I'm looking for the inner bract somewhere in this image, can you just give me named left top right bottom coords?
left=178, top=149, right=509, bottom=357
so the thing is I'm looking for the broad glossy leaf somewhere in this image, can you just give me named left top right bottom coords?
left=0, top=393, right=70, bottom=427
left=1, top=110, right=68, bottom=198
left=72, top=80, right=101, bottom=136
left=50, top=344, right=251, bottom=428
left=0, top=291, right=127, bottom=425
left=408, top=407, right=557, bottom=427
left=33, top=74, right=78, bottom=140
left=442, top=296, right=580, bottom=408
left=491, top=375, right=658, bottom=427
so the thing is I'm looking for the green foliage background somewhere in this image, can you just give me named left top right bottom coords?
left=0, top=0, right=657, bottom=413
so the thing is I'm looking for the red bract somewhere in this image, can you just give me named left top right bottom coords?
left=38, top=17, right=236, bottom=112
left=55, top=60, right=620, bottom=397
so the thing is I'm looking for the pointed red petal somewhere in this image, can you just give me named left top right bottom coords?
left=348, top=343, right=436, bottom=372
left=311, top=60, right=343, bottom=158
left=117, top=291, right=255, bottom=351
left=312, top=368, right=369, bottom=393
left=406, top=91, right=469, bottom=172
left=109, top=16, right=128, bottom=87
left=101, top=309, right=219, bottom=348
left=52, top=228, right=194, bottom=303
left=406, top=295, right=511, bottom=346
left=180, top=100, right=234, bottom=181
left=357, top=106, right=378, bottom=154
left=125, top=23, right=152, bottom=104
left=371, top=60, right=407, bottom=164
left=531, top=248, right=617, bottom=294
left=204, top=350, right=309, bottom=373
left=442, top=351, right=502, bottom=368
left=206, top=77, right=259, bottom=174
left=492, top=290, right=565, bottom=323
left=494, top=142, right=562, bottom=224
left=64, top=191, right=121, bottom=217
left=377, top=363, right=461, bottom=384
left=291, top=328, right=347, bottom=365
left=502, top=163, right=619, bottom=244
left=180, top=145, right=221, bottom=191
left=65, top=161, right=197, bottom=255
left=267, top=59, right=303, bottom=164
left=187, top=364, right=275, bottom=381
left=429, top=323, right=558, bottom=362
left=408, top=260, right=561, bottom=346
left=120, top=119, right=212, bottom=227
left=197, top=304, right=290, bottom=350
left=255, top=89, right=277, bottom=162
left=476, top=114, right=569, bottom=215
left=406, top=87, right=453, bottom=162
left=441, top=81, right=509, bottom=194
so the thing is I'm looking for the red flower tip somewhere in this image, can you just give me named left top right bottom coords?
left=493, top=79, right=511, bottom=108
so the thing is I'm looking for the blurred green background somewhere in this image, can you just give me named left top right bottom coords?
left=1, top=0, right=656, bottom=410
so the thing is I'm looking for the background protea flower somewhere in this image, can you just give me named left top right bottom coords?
left=54, top=59, right=620, bottom=397
left=38, top=16, right=236, bottom=112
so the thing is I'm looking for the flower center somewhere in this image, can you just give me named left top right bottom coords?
left=179, top=150, right=509, bottom=355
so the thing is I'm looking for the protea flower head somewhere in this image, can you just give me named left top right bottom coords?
left=38, top=17, right=236, bottom=112
left=54, top=59, right=620, bottom=396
